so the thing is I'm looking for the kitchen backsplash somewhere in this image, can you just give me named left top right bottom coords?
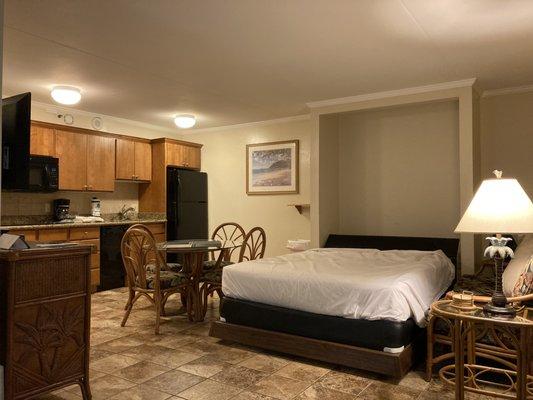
left=1, top=182, right=139, bottom=217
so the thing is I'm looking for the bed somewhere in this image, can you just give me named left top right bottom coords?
left=209, top=234, right=460, bottom=378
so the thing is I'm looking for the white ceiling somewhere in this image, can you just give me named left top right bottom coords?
left=4, top=0, right=533, bottom=130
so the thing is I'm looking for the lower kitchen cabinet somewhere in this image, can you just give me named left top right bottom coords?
left=9, top=227, right=101, bottom=291
left=8, top=222, right=166, bottom=292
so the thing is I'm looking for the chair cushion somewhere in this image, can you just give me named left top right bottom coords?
left=145, top=270, right=190, bottom=290
left=146, top=262, right=182, bottom=273
left=202, top=268, right=222, bottom=283
left=203, top=260, right=233, bottom=270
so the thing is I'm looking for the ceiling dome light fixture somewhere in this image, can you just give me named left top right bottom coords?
left=50, top=86, right=82, bottom=105
left=174, top=114, right=196, bottom=129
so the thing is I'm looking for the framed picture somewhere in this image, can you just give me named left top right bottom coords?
left=246, top=140, right=299, bottom=195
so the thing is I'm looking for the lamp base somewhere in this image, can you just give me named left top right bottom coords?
left=483, top=302, right=516, bottom=318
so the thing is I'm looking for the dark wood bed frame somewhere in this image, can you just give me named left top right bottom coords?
left=209, top=234, right=460, bottom=378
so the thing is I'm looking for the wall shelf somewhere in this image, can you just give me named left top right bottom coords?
left=288, top=204, right=310, bottom=214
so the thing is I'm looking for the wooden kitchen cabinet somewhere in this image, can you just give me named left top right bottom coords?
left=115, top=138, right=152, bottom=181
left=134, top=141, right=152, bottom=180
left=30, top=123, right=56, bottom=156
left=166, top=142, right=201, bottom=170
left=87, top=135, right=115, bottom=191
left=56, top=130, right=115, bottom=191
left=182, top=144, right=201, bottom=170
left=55, top=129, right=88, bottom=191
left=8, top=226, right=102, bottom=290
left=115, top=138, right=135, bottom=179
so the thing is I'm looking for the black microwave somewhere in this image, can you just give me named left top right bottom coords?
left=2, top=154, right=59, bottom=192
left=28, top=155, right=59, bottom=192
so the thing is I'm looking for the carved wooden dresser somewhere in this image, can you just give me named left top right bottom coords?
left=0, top=245, right=92, bottom=400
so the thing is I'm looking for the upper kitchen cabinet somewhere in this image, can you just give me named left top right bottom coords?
left=30, top=122, right=56, bottom=156
left=56, top=129, right=115, bottom=192
left=135, top=141, right=152, bottom=181
left=139, top=138, right=202, bottom=212
left=87, top=135, right=116, bottom=191
left=55, top=129, right=88, bottom=191
left=165, top=141, right=201, bottom=170
left=116, top=138, right=152, bottom=181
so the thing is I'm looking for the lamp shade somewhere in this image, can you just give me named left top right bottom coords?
left=455, top=178, right=533, bottom=234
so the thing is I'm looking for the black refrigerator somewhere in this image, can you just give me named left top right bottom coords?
left=166, top=167, right=208, bottom=241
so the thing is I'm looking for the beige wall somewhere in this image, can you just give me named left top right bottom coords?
left=185, top=118, right=311, bottom=257
left=316, top=114, right=340, bottom=246
left=480, top=91, right=533, bottom=196
left=337, top=101, right=460, bottom=238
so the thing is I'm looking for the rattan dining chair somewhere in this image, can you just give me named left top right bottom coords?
left=201, top=226, right=267, bottom=310
left=203, top=222, right=246, bottom=269
left=121, top=224, right=192, bottom=334
left=238, top=227, right=267, bottom=262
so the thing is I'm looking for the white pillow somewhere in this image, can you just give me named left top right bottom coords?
left=502, top=234, right=533, bottom=297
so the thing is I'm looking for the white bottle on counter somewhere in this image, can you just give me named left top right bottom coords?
left=91, top=197, right=101, bottom=217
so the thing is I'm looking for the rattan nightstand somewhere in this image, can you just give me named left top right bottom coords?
left=428, top=300, right=532, bottom=399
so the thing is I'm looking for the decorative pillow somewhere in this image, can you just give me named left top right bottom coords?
left=502, top=234, right=533, bottom=297
left=512, top=256, right=533, bottom=296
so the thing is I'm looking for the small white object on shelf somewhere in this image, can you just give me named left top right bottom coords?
left=287, top=239, right=310, bottom=252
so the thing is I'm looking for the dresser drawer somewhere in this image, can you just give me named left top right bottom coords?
left=9, top=229, right=37, bottom=241
left=38, top=228, right=69, bottom=242
left=70, top=227, right=100, bottom=240
left=70, top=238, right=100, bottom=252
left=153, top=233, right=166, bottom=244
left=90, top=252, right=100, bottom=269
left=90, top=268, right=100, bottom=286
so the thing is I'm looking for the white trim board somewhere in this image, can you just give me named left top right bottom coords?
left=482, top=84, right=533, bottom=98
left=306, top=78, right=477, bottom=109
left=182, top=114, right=310, bottom=135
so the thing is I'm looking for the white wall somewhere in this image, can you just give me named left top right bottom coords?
left=185, top=118, right=311, bottom=257
left=337, top=101, right=460, bottom=238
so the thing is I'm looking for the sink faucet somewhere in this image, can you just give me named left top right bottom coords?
left=118, top=205, right=136, bottom=220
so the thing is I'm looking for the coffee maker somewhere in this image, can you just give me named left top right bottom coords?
left=53, top=198, right=74, bottom=223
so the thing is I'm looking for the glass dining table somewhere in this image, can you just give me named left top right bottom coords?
left=158, top=240, right=241, bottom=322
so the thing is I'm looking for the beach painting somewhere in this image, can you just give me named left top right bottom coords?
left=246, top=140, right=299, bottom=194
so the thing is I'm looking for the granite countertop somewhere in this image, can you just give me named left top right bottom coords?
left=0, top=213, right=166, bottom=231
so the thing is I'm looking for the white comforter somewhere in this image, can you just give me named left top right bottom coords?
left=222, top=248, right=455, bottom=326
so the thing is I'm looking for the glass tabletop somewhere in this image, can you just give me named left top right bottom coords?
left=432, top=300, right=532, bottom=326
left=158, top=239, right=242, bottom=252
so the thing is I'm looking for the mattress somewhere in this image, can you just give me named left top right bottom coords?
left=222, top=248, right=455, bottom=326
left=220, top=297, right=419, bottom=351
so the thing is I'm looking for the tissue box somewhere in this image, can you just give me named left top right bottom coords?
left=287, top=239, right=310, bottom=252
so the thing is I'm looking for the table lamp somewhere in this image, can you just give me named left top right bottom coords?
left=455, top=170, right=533, bottom=317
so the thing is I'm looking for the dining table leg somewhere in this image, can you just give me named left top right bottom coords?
left=184, top=251, right=208, bottom=322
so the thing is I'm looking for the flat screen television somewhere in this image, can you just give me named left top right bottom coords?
left=2, top=92, right=31, bottom=190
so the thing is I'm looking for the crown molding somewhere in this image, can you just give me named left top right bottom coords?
left=306, top=78, right=477, bottom=109
left=31, top=100, right=178, bottom=135
left=482, top=84, right=533, bottom=98
left=181, top=114, right=310, bottom=134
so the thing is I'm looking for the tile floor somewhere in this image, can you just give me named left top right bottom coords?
left=37, top=288, right=490, bottom=400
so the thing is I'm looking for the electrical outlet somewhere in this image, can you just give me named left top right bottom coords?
left=44, top=203, right=51, bottom=213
